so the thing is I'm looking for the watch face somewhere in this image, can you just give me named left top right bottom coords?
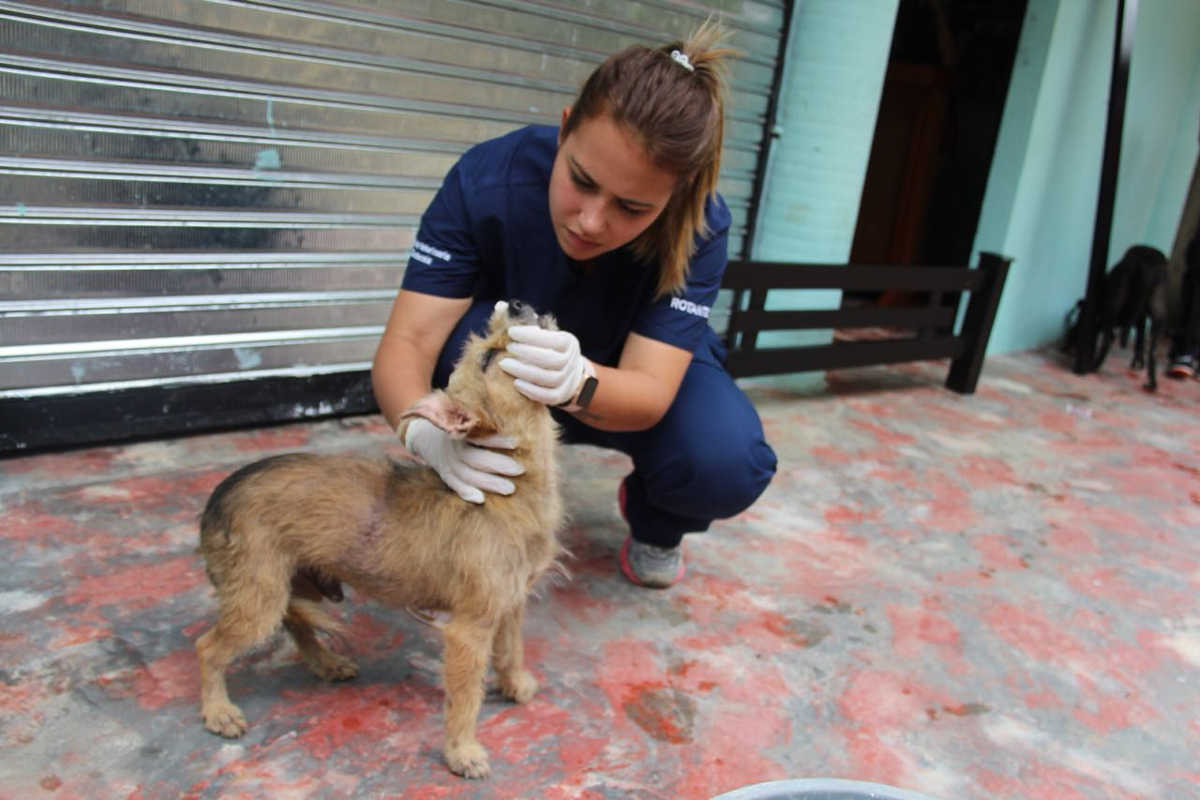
left=576, top=376, right=599, bottom=409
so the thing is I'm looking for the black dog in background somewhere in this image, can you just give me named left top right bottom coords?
left=1091, top=245, right=1169, bottom=391
left=1063, top=245, right=1169, bottom=391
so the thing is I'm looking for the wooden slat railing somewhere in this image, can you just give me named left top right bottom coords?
left=720, top=251, right=1011, bottom=393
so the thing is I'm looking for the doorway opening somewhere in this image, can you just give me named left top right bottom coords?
left=848, top=0, right=1028, bottom=306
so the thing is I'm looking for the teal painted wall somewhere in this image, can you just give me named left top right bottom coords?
left=1112, top=2, right=1200, bottom=256
left=749, top=0, right=899, bottom=367
left=752, top=0, right=900, bottom=263
left=973, top=0, right=1200, bottom=355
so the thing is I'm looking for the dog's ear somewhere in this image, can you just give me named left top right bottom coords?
left=401, top=391, right=496, bottom=440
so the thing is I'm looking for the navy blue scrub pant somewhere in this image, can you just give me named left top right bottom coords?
left=432, top=300, right=778, bottom=548
left=1169, top=231, right=1200, bottom=361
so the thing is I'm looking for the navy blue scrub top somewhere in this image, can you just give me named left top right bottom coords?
left=401, top=125, right=732, bottom=368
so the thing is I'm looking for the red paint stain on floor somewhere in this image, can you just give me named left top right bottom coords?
left=1073, top=673, right=1159, bottom=734
left=480, top=700, right=578, bottom=771
left=824, top=504, right=880, bottom=526
left=133, top=648, right=202, bottom=709
left=867, top=465, right=921, bottom=489
left=622, top=683, right=695, bottom=744
left=850, top=418, right=917, bottom=446
left=0, top=679, right=52, bottom=747
left=927, top=477, right=976, bottom=532
left=982, top=601, right=1090, bottom=667
left=4, top=504, right=88, bottom=544
left=4, top=350, right=1200, bottom=798
left=974, top=532, right=1028, bottom=571
left=285, top=684, right=424, bottom=761
left=1045, top=524, right=1100, bottom=555
left=810, top=445, right=855, bottom=464
left=839, top=727, right=910, bottom=788
left=1038, top=409, right=1081, bottom=435
left=64, top=555, right=206, bottom=612
left=837, top=669, right=946, bottom=729
left=673, top=705, right=791, bottom=797
left=886, top=600, right=966, bottom=674
left=48, top=620, right=114, bottom=649
left=0, top=448, right=117, bottom=479
left=233, top=426, right=314, bottom=452
left=959, top=455, right=1018, bottom=487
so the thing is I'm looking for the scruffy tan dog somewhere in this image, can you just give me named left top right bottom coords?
left=194, top=300, right=564, bottom=779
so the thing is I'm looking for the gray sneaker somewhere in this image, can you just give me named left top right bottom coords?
left=615, top=477, right=686, bottom=588
left=619, top=536, right=685, bottom=588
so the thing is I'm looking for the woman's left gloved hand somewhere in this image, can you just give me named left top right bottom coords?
left=499, top=325, right=591, bottom=407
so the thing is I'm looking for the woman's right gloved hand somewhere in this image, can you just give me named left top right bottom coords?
left=402, top=417, right=524, bottom=504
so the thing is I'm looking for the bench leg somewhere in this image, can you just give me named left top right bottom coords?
left=946, top=252, right=1011, bottom=393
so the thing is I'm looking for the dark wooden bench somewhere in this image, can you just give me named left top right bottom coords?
left=719, top=251, right=1011, bottom=394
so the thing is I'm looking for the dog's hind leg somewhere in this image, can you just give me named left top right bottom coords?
left=196, top=560, right=291, bottom=738
left=283, top=600, right=359, bottom=681
left=1092, top=328, right=1115, bottom=372
left=492, top=603, right=537, bottom=704
left=1145, top=317, right=1161, bottom=391
left=441, top=614, right=497, bottom=779
left=1131, top=317, right=1147, bottom=370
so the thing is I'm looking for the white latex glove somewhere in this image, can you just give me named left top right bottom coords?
left=498, top=325, right=589, bottom=406
left=403, top=418, right=523, bottom=504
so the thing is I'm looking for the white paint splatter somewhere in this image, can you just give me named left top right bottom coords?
left=213, top=742, right=247, bottom=767
left=929, top=431, right=995, bottom=454
left=290, top=401, right=335, bottom=416
left=1162, top=628, right=1200, bottom=668
left=0, top=589, right=48, bottom=614
left=79, top=485, right=133, bottom=501
left=982, top=715, right=1157, bottom=795
left=988, top=377, right=1034, bottom=395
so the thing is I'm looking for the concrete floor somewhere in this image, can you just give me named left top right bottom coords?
left=1, top=347, right=1198, bottom=799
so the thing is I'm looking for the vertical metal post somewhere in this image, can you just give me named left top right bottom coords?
left=1073, top=0, right=1139, bottom=373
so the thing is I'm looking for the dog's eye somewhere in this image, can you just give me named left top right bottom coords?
left=481, top=347, right=501, bottom=371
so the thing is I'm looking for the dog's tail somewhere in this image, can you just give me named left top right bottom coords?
left=284, top=598, right=345, bottom=636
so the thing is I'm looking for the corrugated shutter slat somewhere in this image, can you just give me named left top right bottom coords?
left=0, top=0, right=785, bottom=408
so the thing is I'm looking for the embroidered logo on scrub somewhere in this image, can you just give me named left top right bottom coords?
left=669, top=296, right=711, bottom=319
left=411, top=239, right=453, bottom=265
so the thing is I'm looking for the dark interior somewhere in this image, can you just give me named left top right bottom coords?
left=849, top=0, right=1028, bottom=304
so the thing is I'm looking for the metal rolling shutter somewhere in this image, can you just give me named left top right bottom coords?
left=0, top=0, right=787, bottom=452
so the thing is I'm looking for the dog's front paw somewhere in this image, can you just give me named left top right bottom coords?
left=310, top=652, right=359, bottom=682
left=499, top=669, right=538, bottom=704
left=445, top=740, right=491, bottom=779
left=202, top=701, right=247, bottom=738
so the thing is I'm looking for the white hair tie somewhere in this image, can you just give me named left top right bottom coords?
left=670, top=49, right=695, bottom=72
